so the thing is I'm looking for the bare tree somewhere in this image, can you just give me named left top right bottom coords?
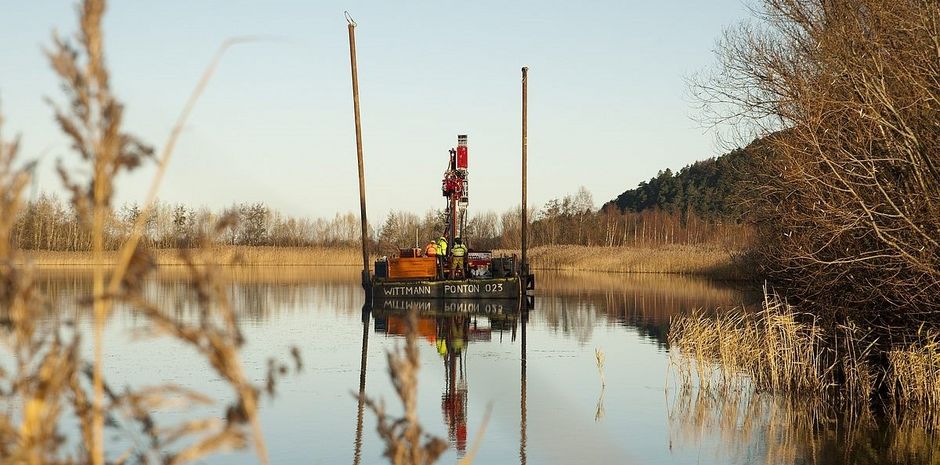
left=695, top=0, right=940, bottom=319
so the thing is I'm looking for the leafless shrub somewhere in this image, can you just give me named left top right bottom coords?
left=695, top=0, right=940, bottom=321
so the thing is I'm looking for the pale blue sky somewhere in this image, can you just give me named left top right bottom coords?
left=1, top=1, right=750, bottom=219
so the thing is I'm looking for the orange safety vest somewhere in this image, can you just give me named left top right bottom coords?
left=425, top=242, right=438, bottom=256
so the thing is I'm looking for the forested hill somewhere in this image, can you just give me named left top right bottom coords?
left=604, top=147, right=752, bottom=221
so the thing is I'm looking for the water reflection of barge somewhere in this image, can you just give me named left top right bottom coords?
left=373, top=297, right=522, bottom=317
left=367, top=301, right=528, bottom=456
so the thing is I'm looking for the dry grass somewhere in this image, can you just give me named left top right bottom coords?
left=669, top=288, right=940, bottom=425
left=668, top=287, right=876, bottom=402
left=500, top=244, right=747, bottom=279
left=22, top=243, right=743, bottom=280
left=360, top=309, right=449, bottom=465
left=19, top=246, right=364, bottom=266
left=887, top=330, right=940, bottom=426
left=22, top=244, right=740, bottom=279
left=4, top=2, right=488, bottom=464
left=594, top=348, right=606, bottom=422
left=0, top=1, right=302, bottom=463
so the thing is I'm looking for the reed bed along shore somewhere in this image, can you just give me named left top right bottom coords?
left=22, top=244, right=745, bottom=279
left=504, top=244, right=745, bottom=279
left=668, top=289, right=940, bottom=425
left=19, top=246, right=365, bottom=267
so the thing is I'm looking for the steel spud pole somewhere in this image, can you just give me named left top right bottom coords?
left=521, top=66, right=529, bottom=276
left=347, top=14, right=371, bottom=292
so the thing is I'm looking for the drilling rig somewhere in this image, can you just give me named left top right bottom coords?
left=369, top=132, right=525, bottom=299
left=441, top=134, right=470, bottom=249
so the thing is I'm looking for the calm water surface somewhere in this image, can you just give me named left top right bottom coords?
left=32, top=267, right=937, bottom=464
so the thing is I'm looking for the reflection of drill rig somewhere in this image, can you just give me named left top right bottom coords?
left=437, top=314, right=470, bottom=455
left=441, top=135, right=469, bottom=248
left=372, top=309, right=517, bottom=457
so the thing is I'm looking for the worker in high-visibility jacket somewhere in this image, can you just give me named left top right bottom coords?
left=424, top=240, right=437, bottom=257
left=436, top=236, right=448, bottom=256
left=435, top=236, right=448, bottom=278
left=451, top=238, right=468, bottom=278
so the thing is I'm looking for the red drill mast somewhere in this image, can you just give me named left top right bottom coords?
left=441, top=134, right=469, bottom=249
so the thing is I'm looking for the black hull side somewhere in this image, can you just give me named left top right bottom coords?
left=371, top=276, right=520, bottom=300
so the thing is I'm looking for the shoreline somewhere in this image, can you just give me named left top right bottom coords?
left=15, top=244, right=748, bottom=280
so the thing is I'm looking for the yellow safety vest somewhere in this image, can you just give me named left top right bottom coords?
left=437, top=239, right=448, bottom=256
left=453, top=244, right=467, bottom=257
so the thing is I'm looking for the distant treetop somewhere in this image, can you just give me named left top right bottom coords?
left=604, top=146, right=754, bottom=222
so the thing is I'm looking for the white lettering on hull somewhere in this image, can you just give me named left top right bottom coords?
left=382, top=285, right=433, bottom=296
left=378, top=280, right=515, bottom=298
left=444, top=284, right=481, bottom=294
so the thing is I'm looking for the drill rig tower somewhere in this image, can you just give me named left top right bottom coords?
left=442, top=134, right=470, bottom=249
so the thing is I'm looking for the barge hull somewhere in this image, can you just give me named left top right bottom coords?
left=371, top=276, right=520, bottom=300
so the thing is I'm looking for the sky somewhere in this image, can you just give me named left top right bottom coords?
left=0, top=0, right=752, bottom=220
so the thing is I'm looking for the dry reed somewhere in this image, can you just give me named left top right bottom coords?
left=360, top=309, right=450, bottom=465
left=594, top=348, right=606, bottom=422
left=359, top=309, right=490, bottom=465
left=19, top=246, right=365, bottom=267
left=886, top=330, right=940, bottom=427
left=0, top=1, right=301, bottom=463
left=501, top=244, right=747, bottom=279
left=668, top=286, right=875, bottom=402
left=4, top=2, right=496, bottom=464
left=23, top=239, right=742, bottom=279
left=670, top=287, right=940, bottom=425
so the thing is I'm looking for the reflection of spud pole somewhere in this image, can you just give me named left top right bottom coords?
left=346, top=12, right=371, bottom=293
left=352, top=307, right=370, bottom=465
left=520, top=308, right=527, bottom=465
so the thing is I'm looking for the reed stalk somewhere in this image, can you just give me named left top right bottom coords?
left=670, top=287, right=940, bottom=424
left=0, top=1, right=298, bottom=463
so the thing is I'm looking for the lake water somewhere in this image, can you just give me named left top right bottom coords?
left=29, top=267, right=939, bottom=464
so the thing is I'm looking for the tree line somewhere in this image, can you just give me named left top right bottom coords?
left=12, top=187, right=751, bottom=254
left=604, top=148, right=751, bottom=222
left=11, top=195, right=362, bottom=251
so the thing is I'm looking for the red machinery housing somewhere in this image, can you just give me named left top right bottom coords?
left=456, top=134, right=468, bottom=171
left=440, top=134, right=493, bottom=276
left=441, top=135, right=470, bottom=243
